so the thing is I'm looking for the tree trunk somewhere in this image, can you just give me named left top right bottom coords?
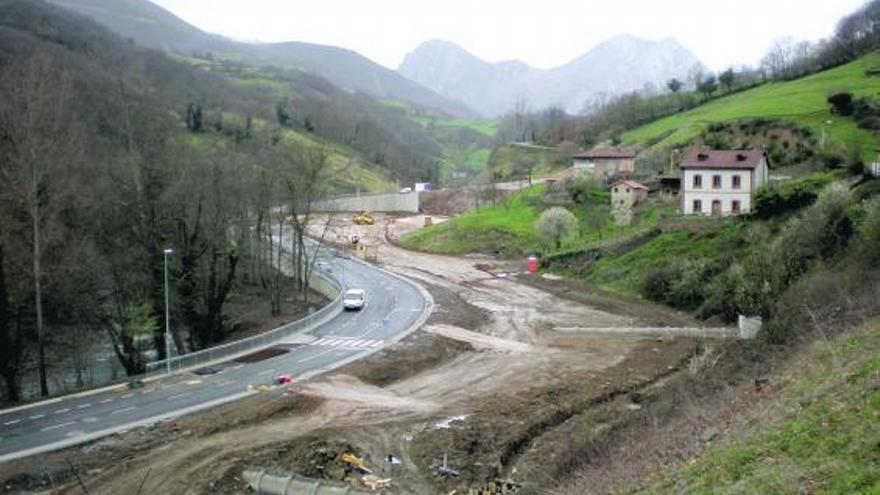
left=0, top=246, right=21, bottom=402
left=31, top=176, right=48, bottom=397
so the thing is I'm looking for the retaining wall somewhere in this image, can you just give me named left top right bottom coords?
left=315, top=191, right=419, bottom=213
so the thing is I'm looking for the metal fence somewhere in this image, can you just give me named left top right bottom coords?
left=145, top=271, right=343, bottom=376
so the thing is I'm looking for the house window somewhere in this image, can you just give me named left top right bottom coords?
left=712, top=175, right=722, bottom=189
left=732, top=175, right=742, bottom=189
left=693, top=200, right=702, bottom=213
left=693, top=174, right=702, bottom=189
left=732, top=200, right=741, bottom=214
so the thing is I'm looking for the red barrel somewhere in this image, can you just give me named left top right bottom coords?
left=527, top=255, right=538, bottom=273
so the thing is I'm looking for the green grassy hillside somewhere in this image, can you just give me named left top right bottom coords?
left=624, top=52, right=880, bottom=160
left=637, top=317, right=880, bottom=495
left=487, top=143, right=570, bottom=182
left=381, top=99, right=498, bottom=184
left=400, top=185, right=545, bottom=255
left=400, top=183, right=675, bottom=256
left=381, top=99, right=498, bottom=136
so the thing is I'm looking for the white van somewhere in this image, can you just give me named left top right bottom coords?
left=343, top=289, right=366, bottom=310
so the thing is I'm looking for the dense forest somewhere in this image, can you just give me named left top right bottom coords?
left=0, top=0, right=446, bottom=402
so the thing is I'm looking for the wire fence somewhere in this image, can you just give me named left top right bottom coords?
left=144, top=271, right=342, bottom=376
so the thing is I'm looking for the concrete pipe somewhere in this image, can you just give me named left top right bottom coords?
left=243, top=469, right=372, bottom=495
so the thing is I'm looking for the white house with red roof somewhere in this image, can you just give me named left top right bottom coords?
left=680, top=149, right=768, bottom=216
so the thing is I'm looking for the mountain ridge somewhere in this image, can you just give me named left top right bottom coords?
left=45, top=0, right=477, bottom=117
left=399, top=35, right=704, bottom=116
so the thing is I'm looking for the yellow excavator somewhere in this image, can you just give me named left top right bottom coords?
left=340, top=452, right=373, bottom=474
left=353, top=211, right=374, bottom=225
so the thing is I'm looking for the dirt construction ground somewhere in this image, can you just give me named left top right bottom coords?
left=1, top=213, right=702, bottom=495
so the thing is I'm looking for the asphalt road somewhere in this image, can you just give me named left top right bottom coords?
left=0, top=253, right=430, bottom=462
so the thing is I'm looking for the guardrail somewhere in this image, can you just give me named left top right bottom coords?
left=145, top=270, right=343, bottom=375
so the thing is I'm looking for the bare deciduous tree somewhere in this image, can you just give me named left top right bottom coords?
left=0, top=50, right=85, bottom=396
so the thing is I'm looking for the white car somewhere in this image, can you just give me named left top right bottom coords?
left=343, top=288, right=366, bottom=310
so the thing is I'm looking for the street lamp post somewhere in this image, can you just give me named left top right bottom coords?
left=163, top=247, right=173, bottom=375
left=821, top=120, right=833, bottom=150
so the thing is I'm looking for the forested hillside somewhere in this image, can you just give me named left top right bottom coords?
left=0, top=0, right=442, bottom=402
left=46, top=0, right=477, bottom=117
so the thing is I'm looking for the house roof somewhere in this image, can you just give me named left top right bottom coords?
left=680, top=149, right=765, bottom=169
left=612, top=180, right=649, bottom=191
left=572, top=147, right=636, bottom=159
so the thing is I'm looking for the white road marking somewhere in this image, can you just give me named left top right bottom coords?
left=256, top=369, right=276, bottom=376
left=168, top=392, right=192, bottom=401
left=110, top=406, right=136, bottom=415
left=100, top=398, right=113, bottom=404
left=53, top=408, right=70, bottom=415
left=3, top=420, right=20, bottom=426
left=216, top=380, right=236, bottom=387
left=311, top=336, right=383, bottom=350
left=29, top=414, right=44, bottom=420
left=77, top=404, right=91, bottom=409
left=121, top=393, right=133, bottom=399
left=41, top=421, right=75, bottom=432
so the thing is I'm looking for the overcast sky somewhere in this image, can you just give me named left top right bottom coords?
left=150, top=0, right=866, bottom=71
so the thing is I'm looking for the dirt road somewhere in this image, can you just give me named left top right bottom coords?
left=1, top=213, right=698, bottom=495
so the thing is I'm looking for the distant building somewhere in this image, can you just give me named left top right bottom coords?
left=659, top=177, right=681, bottom=201
left=571, top=147, right=636, bottom=179
left=680, top=149, right=769, bottom=216
left=611, top=180, right=649, bottom=208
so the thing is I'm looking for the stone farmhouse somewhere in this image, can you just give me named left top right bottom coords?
left=571, top=147, right=636, bottom=179
left=611, top=179, right=649, bottom=208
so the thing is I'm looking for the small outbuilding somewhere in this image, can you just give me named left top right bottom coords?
left=610, top=180, right=649, bottom=208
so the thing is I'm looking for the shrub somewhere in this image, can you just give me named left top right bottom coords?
left=857, top=116, right=880, bottom=130
left=754, top=183, right=818, bottom=218
left=563, top=174, right=608, bottom=205
left=853, top=197, right=880, bottom=268
left=827, top=91, right=854, bottom=116
left=820, top=151, right=846, bottom=169
left=641, top=259, right=725, bottom=311
left=642, top=267, right=678, bottom=302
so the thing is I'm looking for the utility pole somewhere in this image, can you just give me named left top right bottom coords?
left=163, top=248, right=174, bottom=374
left=820, top=120, right=833, bottom=150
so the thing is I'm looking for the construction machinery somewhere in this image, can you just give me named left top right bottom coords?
left=353, top=211, right=374, bottom=225
left=340, top=452, right=373, bottom=475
